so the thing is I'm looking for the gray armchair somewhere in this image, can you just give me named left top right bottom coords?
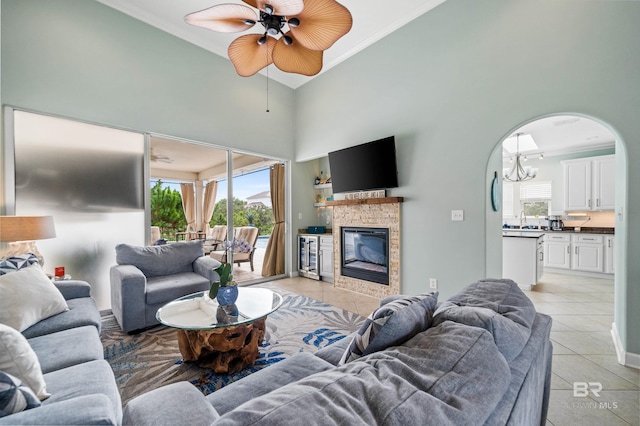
left=110, top=240, right=220, bottom=333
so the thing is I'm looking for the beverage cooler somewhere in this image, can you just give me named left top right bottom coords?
left=299, top=234, right=320, bottom=280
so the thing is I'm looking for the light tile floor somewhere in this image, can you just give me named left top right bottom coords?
left=258, top=276, right=381, bottom=316
left=527, top=272, right=639, bottom=426
left=260, top=273, right=639, bottom=425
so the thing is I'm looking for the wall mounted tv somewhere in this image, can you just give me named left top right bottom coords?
left=328, top=136, right=399, bottom=194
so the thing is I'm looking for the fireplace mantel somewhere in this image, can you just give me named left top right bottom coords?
left=325, top=197, right=404, bottom=207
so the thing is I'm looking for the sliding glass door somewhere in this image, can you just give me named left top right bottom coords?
left=148, top=136, right=288, bottom=285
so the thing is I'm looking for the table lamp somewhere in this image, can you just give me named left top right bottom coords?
left=0, top=215, right=56, bottom=264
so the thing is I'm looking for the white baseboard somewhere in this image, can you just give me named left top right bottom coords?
left=611, top=323, right=640, bottom=370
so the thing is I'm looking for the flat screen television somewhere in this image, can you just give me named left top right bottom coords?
left=328, top=136, right=399, bottom=193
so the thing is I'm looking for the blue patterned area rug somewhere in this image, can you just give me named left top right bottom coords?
left=101, top=289, right=364, bottom=404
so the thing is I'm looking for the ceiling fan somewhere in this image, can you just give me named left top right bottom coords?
left=185, top=0, right=353, bottom=77
left=150, top=148, right=174, bottom=164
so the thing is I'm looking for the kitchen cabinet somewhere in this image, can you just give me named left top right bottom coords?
left=604, top=235, right=615, bottom=274
left=543, top=232, right=613, bottom=275
left=503, top=233, right=544, bottom=290
left=571, top=234, right=604, bottom=272
left=536, top=237, right=544, bottom=282
left=544, top=234, right=571, bottom=269
left=562, top=155, right=615, bottom=212
left=319, top=235, right=334, bottom=282
left=593, top=156, right=616, bottom=210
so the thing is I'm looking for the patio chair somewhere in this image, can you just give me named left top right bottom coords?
left=203, top=225, right=227, bottom=254
left=210, top=226, right=260, bottom=271
left=150, top=226, right=161, bottom=244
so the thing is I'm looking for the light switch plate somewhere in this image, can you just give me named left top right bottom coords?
left=451, top=210, right=464, bottom=221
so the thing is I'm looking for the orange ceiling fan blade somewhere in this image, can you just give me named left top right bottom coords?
left=272, top=34, right=323, bottom=76
left=289, top=0, right=353, bottom=51
left=228, top=34, right=277, bottom=76
left=185, top=4, right=257, bottom=33
left=243, top=0, right=304, bottom=16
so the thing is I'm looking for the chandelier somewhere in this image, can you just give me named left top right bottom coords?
left=185, top=0, right=353, bottom=77
left=503, top=133, right=539, bottom=182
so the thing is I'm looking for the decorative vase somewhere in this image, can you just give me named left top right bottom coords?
left=216, top=285, right=238, bottom=306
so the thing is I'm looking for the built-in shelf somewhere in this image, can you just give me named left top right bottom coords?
left=325, top=197, right=404, bottom=206
left=313, top=202, right=326, bottom=207
left=313, top=183, right=332, bottom=189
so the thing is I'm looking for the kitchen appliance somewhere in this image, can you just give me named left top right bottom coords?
left=299, top=234, right=320, bottom=280
left=548, top=215, right=564, bottom=231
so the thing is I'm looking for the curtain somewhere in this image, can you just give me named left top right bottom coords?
left=262, top=163, right=285, bottom=276
left=202, top=180, right=218, bottom=233
left=180, top=183, right=196, bottom=237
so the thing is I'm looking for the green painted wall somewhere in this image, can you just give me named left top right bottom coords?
left=294, top=0, right=640, bottom=356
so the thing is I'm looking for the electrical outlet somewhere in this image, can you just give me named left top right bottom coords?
left=298, top=213, right=303, bottom=220
left=429, top=278, right=438, bottom=289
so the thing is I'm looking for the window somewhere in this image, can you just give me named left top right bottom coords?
left=520, top=181, right=552, bottom=217
left=503, top=182, right=514, bottom=218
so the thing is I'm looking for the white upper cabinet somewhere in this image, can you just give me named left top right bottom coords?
left=562, top=155, right=615, bottom=212
left=593, top=156, right=616, bottom=210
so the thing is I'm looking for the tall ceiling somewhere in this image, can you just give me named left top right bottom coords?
left=97, top=1, right=617, bottom=161
left=96, top=0, right=447, bottom=89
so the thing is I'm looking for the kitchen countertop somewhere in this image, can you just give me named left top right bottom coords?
left=502, top=227, right=615, bottom=238
left=502, top=231, right=546, bottom=238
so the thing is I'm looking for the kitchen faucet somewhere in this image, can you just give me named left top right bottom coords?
left=519, top=211, right=527, bottom=228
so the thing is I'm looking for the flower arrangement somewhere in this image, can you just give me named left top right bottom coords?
left=221, top=238, right=252, bottom=253
left=209, top=262, right=235, bottom=299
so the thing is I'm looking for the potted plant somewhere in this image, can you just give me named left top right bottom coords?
left=209, top=262, right=238, bottom=306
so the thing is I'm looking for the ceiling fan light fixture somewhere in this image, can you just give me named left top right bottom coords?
left=272, top=32, right=323, bottom=76
left=186, top=0, right=351, bottom=76
left=229, top=34, right=276, bottom=76
left=185, top=4, right=258, bottom=33
left=288, top=0, right=353, bottom=52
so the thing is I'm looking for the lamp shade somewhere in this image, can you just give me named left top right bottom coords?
left=0, top=216, right=56, bottom=242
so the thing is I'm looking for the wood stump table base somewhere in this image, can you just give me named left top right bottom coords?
left=177, top=318, right=266, bottom=374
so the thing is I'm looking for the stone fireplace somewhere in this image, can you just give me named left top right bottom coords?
left=328, top=197, right=402, bottom=298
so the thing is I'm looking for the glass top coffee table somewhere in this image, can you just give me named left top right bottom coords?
left=156, top=287, right=283, bottom=373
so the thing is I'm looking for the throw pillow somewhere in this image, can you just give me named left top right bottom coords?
left=0, top=263, right=69, bottom=332
left=0, top=324, right=50, bottom=400
left=339, top=292, right=439, bottom=364
left=0, top=371, right=41, bottom=417
left=0, top=253, right=40, bottom=276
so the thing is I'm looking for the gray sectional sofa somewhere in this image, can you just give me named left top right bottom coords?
left=123, top=279, right=553, bottom=425
left=0, top=280, right=122, bottom=425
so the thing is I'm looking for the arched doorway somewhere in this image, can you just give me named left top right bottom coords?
left=486, top=113, right=629, bottom=365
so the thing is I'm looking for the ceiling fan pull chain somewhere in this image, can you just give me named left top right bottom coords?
left=266, top=64, right=270, bottom=113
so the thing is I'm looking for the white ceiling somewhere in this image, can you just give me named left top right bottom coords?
left=505, top=115, right=615, bottom=158
left=96, top=0, right=447, bottom=89
left=150, top=136, right=277, bottom=180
